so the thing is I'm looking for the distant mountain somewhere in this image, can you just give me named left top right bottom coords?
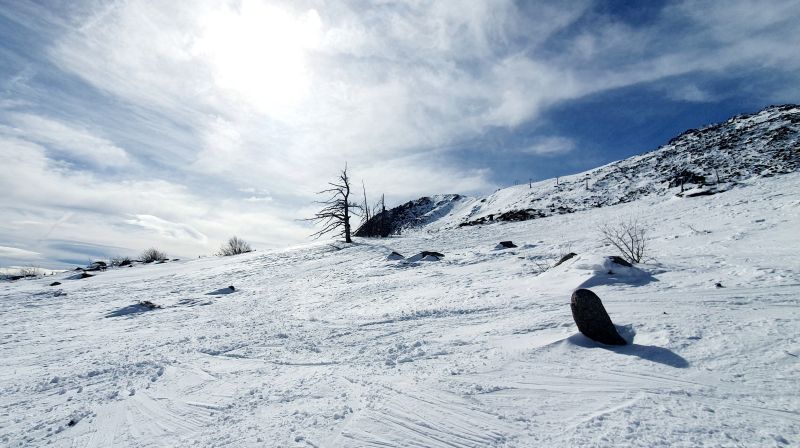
left=356, top=104, right=799, bottom=236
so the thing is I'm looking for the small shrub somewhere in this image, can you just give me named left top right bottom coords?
left=110, top=256, right=133, bottom=267
left=140, top=248, right=167, bottom=263
left=18, top=266, right=42, bottom=278
left=598, top=219, right=648, bottom=264
left=217, top=236, right=252, bottom=256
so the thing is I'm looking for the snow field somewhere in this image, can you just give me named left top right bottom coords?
left=1, top=173, right=799, bottom=446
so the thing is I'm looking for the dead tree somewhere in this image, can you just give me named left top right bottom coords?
left=306, top=164, right=361, bottom=243
left=360, top=180, right=371, bottom=228
left=374, top=194, right=389, bottom=237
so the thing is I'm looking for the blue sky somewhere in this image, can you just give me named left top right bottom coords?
left=1, top=0, right=799, bottom=268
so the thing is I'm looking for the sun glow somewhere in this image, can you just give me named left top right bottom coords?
left=194, top=0, right=322, bottom=114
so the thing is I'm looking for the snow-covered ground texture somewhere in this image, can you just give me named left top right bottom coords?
left=2, top=173, right=800, bottom=447
left=361, top=104, right=799, bottom=234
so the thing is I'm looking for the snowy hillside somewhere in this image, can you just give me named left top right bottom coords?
left=362, top=104, right=799, bottom=233
left=2, top=170, right=799, bottom=446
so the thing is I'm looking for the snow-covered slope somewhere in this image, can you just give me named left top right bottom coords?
left=363, top=104, right=799, bottom=233
left=2, top=171, right=799, bottom=447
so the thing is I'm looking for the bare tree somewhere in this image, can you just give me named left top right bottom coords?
left=598, top=219, right=648, bottom=264
left=360, top=180, right=371, bottom=228
left=217, top=236, right=253, bottom=256
left=307, top=164, right=361, bottom=243
left=375, top=194, right=389, bottom=237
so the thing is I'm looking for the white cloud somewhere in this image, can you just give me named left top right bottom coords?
left=0, top=245, right=41, bottom=260
left=523, top=137, right=576, bottom=156
left=125, top=214, right=208, bottom=244
left=8, top=113, right=130, bottom=167
left=0, top=134, right=309, bottom=264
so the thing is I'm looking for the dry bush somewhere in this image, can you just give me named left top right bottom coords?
left=19, top=266, right=42, bottom=278
left=217, top=236, right=252, bottom=256
left=140, top=248, right=167, bottom=263
left=598, top=219, right=648, bottom=264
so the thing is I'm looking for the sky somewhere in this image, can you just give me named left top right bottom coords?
left=1, top=0, right=799, bottom=268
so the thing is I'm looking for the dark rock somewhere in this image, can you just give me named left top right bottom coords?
left=139, top=300, right=162, bottom=309
left=79, top=272, right=93, bottom=279
left=715, top=282, right=724, bottom=288
left=85, top=261, right=107, bottom=272
left=207, top=286, right=236, bottom=295
left=49, top=281, right=62, bottom=286
left=498, top=241, right=517, bottom=248
left=387, top=251, right=405, bottom=261
left=74, top=267, right=83, bottom=271
left=570, top=289, right=627, bottom=346
left=608, top=256, right=632, bottom=267
left=554, top=252, right=577, bottom=267
left=172, top=259, right=180, bottom=261
left=421, top=251, right=444, bottom=258
left=668, top=170, right=706, bottom=188
left=118, top=259, right=132, bottom=267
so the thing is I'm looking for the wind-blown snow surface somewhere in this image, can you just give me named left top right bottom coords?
left=2, top=174, right=800, bottom=447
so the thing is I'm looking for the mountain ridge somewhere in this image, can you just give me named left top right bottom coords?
left=356, top=104, right=799, bottom=236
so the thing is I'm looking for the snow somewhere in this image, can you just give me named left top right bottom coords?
left=1, top=173, right=800, bottom=446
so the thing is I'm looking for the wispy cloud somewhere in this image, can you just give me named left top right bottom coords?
left=523, top=137, right=576, bottom=156
left=125, top=214, right=208, bottom=244
left=0, top=245, right=41, bottom=260
left=7, top=113, right=129, bottom=167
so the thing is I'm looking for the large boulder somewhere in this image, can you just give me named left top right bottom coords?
left=570, top=289, right=627, bottom=345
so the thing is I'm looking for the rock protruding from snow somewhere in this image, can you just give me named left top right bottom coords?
left=85, top=261, right=107, bottom=272
left=554, top=252, right=577, bottom=267
left=207, top=286, right=236, bottom=295
left=406, top=251, right=444, bottom=262
left=49, top=281, right=61, bottom=286
left=496, top=241, right=517, bottom=249
left=570, top=288, right=627, bottom=346
left=386, top=251, right=405, bottom=261
left=608, top=256, right=632, bottom=267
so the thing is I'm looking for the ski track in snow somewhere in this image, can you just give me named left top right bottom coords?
left=1, top=174, right=799, bottom=447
